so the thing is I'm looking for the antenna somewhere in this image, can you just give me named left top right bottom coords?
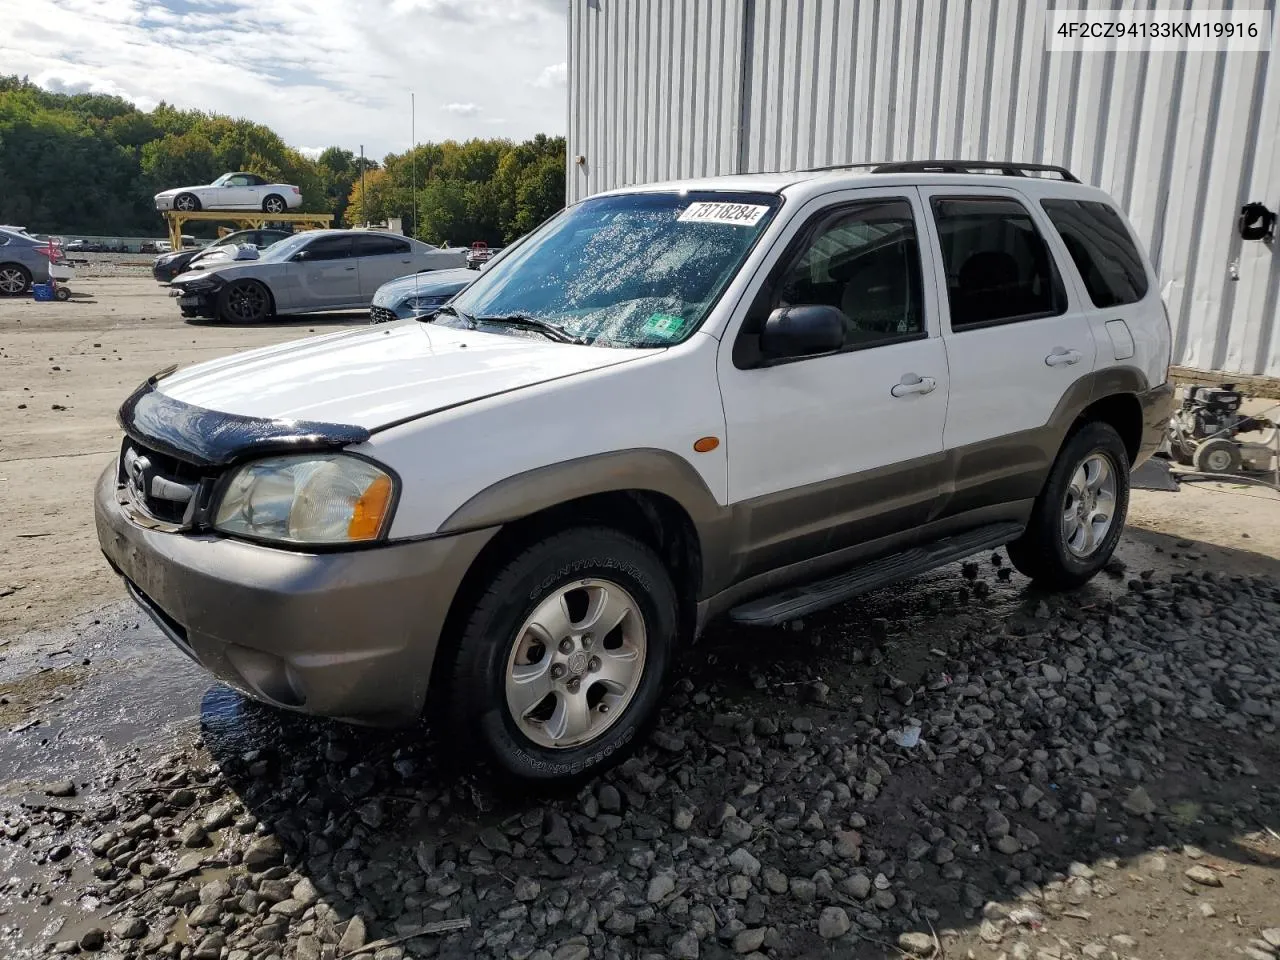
left=412, top=92, right=420, bottom=304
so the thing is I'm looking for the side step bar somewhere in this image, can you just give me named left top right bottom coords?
left=728, top=521, right=1025, bottom=627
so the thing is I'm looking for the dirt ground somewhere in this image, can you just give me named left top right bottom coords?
left=1, top=266, right=1279, bottom=960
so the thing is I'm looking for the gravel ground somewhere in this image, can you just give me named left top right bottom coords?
left=2, top=559, right=1277, bottom=960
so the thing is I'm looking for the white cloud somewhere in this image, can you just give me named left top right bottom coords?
left=532, top=62, right=567, bottom=89
left=0, top=0, right=567, bottom=159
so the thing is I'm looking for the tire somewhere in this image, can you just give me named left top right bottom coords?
left=443, top=527, right=678, bottom=784
left=217, top=279, right=272, bottom=323
left=1007, top=421, right=1130, bottom=590
left=0, top=263, right=32, bottom=295
left=262, top=194, right=286, bottom=214
left=1192, top=438, right=1241, bottom=474
left=174, top=193, right=201, bottom=212
left=54, top=286, right=71, bottom=301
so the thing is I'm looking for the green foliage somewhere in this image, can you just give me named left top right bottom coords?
left=0, top=75, right=566, bottom=241
left=345, top=134, right=566, bottom=246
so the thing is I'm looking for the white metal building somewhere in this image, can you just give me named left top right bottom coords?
left=567, top=0, right=1280, bottom=383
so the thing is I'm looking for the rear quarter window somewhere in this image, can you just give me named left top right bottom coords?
left=1040, top=199, right=1150, bottom=308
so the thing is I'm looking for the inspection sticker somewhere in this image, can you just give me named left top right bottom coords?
left=677, top=201, right=770, bottom=226
left=642, top=312, right=688, bottom=339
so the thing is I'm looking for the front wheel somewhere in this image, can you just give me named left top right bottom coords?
left=443, top=527, right=678, bottom=783
left=1007, top=421, right=1130, bottom=589
left=174, top=193, right=200, bottom=212
left=217, top=279, right=272, bottom=323
left=262, top=194, right=286, bottom=214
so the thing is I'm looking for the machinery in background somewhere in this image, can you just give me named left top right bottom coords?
left=1167, top=384, right=1279, bottom=475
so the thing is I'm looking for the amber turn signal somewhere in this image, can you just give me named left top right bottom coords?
left=348, top=473, right=394, bottom=540
left=693, top=436, right=720, bottom=453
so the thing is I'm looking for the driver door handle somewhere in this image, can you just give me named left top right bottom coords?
left=1045, top=347, right=1082, bottom=367
left=891, top=374, right=936, bottom=397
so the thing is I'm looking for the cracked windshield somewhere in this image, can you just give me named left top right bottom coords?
left=444, top=192, right=780, bottom=347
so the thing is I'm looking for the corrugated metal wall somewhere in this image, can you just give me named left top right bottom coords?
left=568, top=0, right=1280, bottom=379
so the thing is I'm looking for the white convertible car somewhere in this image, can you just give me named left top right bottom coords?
left=154, top=173, right=304, bottom=214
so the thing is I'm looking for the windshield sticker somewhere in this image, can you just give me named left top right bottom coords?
left=677, top=201, right=771, bottom=227
left=643, top=313, right=687, bottom=339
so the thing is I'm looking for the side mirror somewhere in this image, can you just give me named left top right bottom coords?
left=292, top=249, right=311, bottom=262
left=759, top=305, right=846, bottom=360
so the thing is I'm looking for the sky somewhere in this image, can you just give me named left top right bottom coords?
left=0, top=0, right=568, bottom=159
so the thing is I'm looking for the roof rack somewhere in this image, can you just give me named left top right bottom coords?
left=803, top=160, right=1080, bottom=182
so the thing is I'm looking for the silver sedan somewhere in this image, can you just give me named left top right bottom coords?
left=167, top=230, right=467, bottom=323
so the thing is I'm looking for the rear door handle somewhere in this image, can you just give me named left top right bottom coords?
left=1045, top=348, right=1082, bottom=367
left=891, top=374, right=937, bottom=397
left=344, top=266, right=356, bottom=271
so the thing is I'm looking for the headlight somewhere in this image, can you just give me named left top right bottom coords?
left=402, top=295, right=447, bottom=312
left=214, top=454, right=395, bottom=544
left=177, top=276, right=220, bottom=292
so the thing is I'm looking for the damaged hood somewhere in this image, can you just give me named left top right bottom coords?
left=155, top=321, right=655, bottom=430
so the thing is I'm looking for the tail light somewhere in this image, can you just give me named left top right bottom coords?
left=33, top=243, right=63, bottom=263
left=291, top=186, right=301, bottom=194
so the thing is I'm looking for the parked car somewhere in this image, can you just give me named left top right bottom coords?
left=154, top=173, right=303, bottom=214
left=153, top=229, right=292, bottom=283
left=0, top=226, right=57, bottom=294
left=97, top=161, right=1172, bottom=782
left=167, top=230, right=466, bottom=322
left=369, top=267, right=474, bottom=323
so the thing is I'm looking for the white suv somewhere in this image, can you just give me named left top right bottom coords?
left=96, top=161, right=1173, bottom=783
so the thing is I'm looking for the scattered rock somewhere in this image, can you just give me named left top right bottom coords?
left=818, top=906, right=851, bottom=940
left=1121, top=786, right=1157, bottom=816
left=43, top=780, right=75, bottom=798
left=898, top=931, right=936, bottom=955
left=1185, top=865, right=1223, bottom=887
left=243, top=835, right=283, bottom=872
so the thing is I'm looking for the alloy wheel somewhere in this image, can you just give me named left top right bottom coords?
left=0, top=267, right=27, bottom=294
left=226, top=282, right=268, bottom=322
left=504, top=578, right=647, bottom=749
left=1062, top=452, right=1118, bottom=557
left=264, top=197, right=285, bottom=213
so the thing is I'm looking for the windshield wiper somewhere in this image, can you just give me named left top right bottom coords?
left=430, top=303, right=475, bottom=327
left=473, top=312, right=589, bottom=345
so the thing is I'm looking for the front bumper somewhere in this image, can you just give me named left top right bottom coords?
left=155, top=196, right=175, bottom=211
left=1136, top=381, right=1176, bottom=465
left=94, top=463, right=495, bottom=725
left=169, top=286, right=218, bottom=317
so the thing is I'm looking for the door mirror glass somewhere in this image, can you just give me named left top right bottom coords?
left=760, top=305, right=846, bottom=359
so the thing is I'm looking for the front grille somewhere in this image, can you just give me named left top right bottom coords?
left=369, top=305, right=398, bottom=325
left=118, top=439, right=213, bottom=528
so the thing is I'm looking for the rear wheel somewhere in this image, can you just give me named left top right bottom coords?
left=262, top=194, right=286, bottom=214
left=443, top=527, right=677, bottom=783
left=217, top=279, right=272, bottom=323
left=174, top=193, right=201, bottom=212
left=1007, top=421, right=1130, bottom=589
left=0, top=264, right=31, bottom=295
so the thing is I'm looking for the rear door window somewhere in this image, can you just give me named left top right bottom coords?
left=931, top=197, right=1066, bottom=330
left=353, top=235, right=412, bottom=257
left=1040, top=199, right=1150, bottom=307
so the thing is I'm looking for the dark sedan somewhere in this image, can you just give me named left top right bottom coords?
left=152, top=229, right=291, bottom=283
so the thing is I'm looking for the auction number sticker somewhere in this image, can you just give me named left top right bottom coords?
left=677, top=202, right=770, bottom=226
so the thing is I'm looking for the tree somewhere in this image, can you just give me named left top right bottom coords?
left=0, top=75, right=567, bottom=238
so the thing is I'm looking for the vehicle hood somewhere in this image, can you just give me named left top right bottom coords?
left=170, top=261, right=268, bottom=285
left=155, top=321, right=658, bottom=428
left=373, top=269, right=473, bottom=306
